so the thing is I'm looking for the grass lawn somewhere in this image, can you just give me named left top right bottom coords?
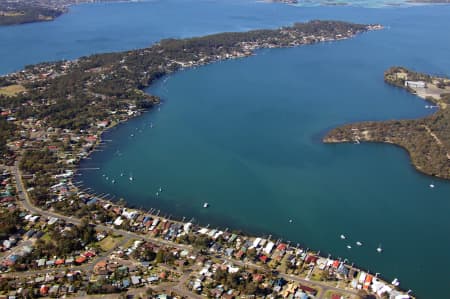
left=98, top=235, right=124, bottom=252
left=0, top=84, right=26, bottom=97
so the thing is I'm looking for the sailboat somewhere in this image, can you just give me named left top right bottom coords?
left=340, top=234, right=346, bottom=240
left=356, top=241, right=363, bottom=246
left=129, top=174, right=133, bottom=182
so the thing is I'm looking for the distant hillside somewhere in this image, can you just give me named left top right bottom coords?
left=0, top=0, right=127, bottom=26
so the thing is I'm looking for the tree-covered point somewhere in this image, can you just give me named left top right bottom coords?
left=0, top=20, right=372, bottom=132
left=325, top=67, right=450, bottom=180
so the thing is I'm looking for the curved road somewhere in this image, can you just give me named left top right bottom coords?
left=12, top=161, right=358, bottom=299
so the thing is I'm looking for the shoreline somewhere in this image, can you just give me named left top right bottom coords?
left=0, top=21, right=414, bottom=298
left=323, top=66, right=450, bottom=180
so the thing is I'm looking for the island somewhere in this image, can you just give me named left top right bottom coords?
left=0, top=21, right=414, bottom=299
left=0, top=0, right=129, bottom=26
left=324, top=66, right=450, bottom=179
left=269, top=0, right=299, bottom=4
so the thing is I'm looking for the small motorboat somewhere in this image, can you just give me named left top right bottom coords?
left=377, top=244, right=383, bottom=253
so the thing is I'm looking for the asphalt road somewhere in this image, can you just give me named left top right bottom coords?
left=11, top=161, right=358, bottom=298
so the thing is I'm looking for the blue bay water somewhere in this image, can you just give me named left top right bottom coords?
left=1, top=1, right=450, bottom=298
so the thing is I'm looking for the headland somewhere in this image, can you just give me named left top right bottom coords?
left=324, top=66, right=450, bottom=180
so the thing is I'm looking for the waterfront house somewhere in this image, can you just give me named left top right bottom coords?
left=405, top=80, right=426, bottom=88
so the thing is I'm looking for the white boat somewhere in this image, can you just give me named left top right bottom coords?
left=289, top=219, right=293, bottom=223
left=111, top=179, right=115, bottom=184
left=356, top=241, right=363, bottom=246
left=340, top=234, right=346, bottom=240
left=120, top=173, right=124, bottom=177
left=347, top=245, right=352, bottom=249
left=377, top=244, right=383, bottom=253
left=156, top=192, right=159, bottom=197
left=429, top=183, right=435, bottom=188
left=158, top=187, right=162, bottom=192
left=392, top=278, right=400, bottom=286
left=129, top=176, right=133, bottom=181
left=203, top=202, right=209, bottom=208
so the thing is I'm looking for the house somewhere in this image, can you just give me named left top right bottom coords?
left=49, top=285, right=59, bottom=296
left=75, top=256, right=87, bottom=264
left=305, top=255, right=318, bottom=264
left=276, top=243, right=287, bottom=252
left=37, top=259, right=46, bottom=267
left=405, top=80, right=426, bottom=88
left=299, top=284, right=317, bottom=295
left=97, top=120, right=109, bottom=128
left=122, top=279, right=130, bottom=288
left=86, top=135, right=97, bottom=143
left=264, top=241, right=275, bottom=255
left=47, top=145, right=58, bottom=152
left=94, top=260, right=107, bottom=272
left=55, top=259, right=65, bottom=266
left=131, top=276, right=141, bottom=285
left=114, top=216, right=124, bottom=226
left=259, top=255, right=269, bottom=263
left=39, top=285, right=49, bottom=296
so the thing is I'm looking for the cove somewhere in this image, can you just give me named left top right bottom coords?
left=78, top=7, right=450, bottom=299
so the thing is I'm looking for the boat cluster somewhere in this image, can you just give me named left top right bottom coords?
left=340, top=234, right=382, bottom=253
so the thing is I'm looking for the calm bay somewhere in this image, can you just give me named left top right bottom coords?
left=1, top=1, right=450, bottom=298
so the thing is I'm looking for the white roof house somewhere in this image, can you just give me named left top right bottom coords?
left=114, top=216, right=124, bottom=226
left=405, top=80, right=426, bottom=88
left=263, top=241, right=275, bottom=255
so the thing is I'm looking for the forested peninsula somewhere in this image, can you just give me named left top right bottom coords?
left=0, top=20, right=381, bottom=206
left=324, top=67, right=450, bottom=179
